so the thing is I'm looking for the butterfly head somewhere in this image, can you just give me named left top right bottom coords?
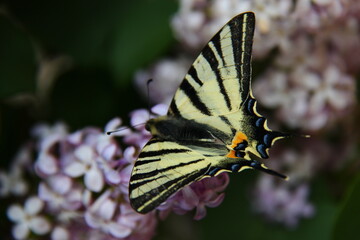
left=144, top=117, right=166, bottom=136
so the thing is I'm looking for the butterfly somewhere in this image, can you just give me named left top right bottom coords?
left=129, top=12, right=289, bottom=214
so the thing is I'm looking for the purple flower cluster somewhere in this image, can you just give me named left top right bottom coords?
left=1, top=105, right=229, bottom=240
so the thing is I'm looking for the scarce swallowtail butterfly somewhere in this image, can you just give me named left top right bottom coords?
left=129, top=12, right=290, bottom=214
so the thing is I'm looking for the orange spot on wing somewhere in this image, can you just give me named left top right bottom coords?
left=226, top=131, right=248, bottom=158
left=229, top=131, right=248, bottom=149
left=226, top=150, right=237, bottom=158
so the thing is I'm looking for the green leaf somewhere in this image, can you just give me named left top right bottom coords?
left=332, top=174, right=360, bottom=240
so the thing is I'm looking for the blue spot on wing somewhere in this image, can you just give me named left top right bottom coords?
left=256, top=144, right=269, bottom=159
left=247, top=99, right=255, bottom=113
left=231, top=164, right=241, bottom=172
left=263, top=133, right=272, bottom=146
left=255, top=117, right=265, bottom=128
left=208, top=167, right=220, bottom=176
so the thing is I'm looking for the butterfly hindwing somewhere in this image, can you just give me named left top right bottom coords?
left=129, top=137, right=212, bottom=213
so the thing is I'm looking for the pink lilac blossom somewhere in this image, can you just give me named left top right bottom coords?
left=251, top=136, right=352, bottom=227
left=157, top=173, right=229, bottom=220
left=7, top=196, right=51, bottom=239
left=0, top=144, right=31, bottom=197
left=253, top=175, right=314, bottom=228
left=3, top=105, right=229, bottom=239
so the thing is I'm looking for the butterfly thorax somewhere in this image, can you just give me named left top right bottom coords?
left=146, top=116, right=231, bottom=149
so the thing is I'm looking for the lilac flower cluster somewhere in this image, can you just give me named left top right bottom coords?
left=134, top=0, right=359, bottom=227
left=1, top=105, right=229, bottom=240
left=252, top=132, right=356, bottom=227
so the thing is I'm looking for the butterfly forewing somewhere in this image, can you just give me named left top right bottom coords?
left=168, top=12, right=255, bottom=119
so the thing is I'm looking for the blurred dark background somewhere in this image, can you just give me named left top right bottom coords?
left=0, top=0, right=177, bottom=164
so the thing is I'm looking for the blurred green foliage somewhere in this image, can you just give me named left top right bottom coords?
left=332, top=173, right=360, bottom=240
left=0, top=0, right=176, bottom=162
left=200, top=174, right=337, bottom=240
left=0, top=1, right=359, bottom=239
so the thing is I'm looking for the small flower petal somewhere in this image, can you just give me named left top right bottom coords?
left=98, top=198, right=116, bottom=220
left=49, top=175, right=72, bottom=195
left=36, top=153, right=58, bottom=175
left=29, top=216, right=51, bottom=235
left=82, top=189, right=92, bottom=207
left=151, top=104, right=168, bottom=116
left=105, top=117, right=122, bottom=133
left=101, top=144, right=117, bottom=161
left=52, top=226, right=70, bottom=240
left=12, top=222, right=30, bottom=240
left=130, top=109, right=149, bottom=128
left=104, top=169, right=121, bottom=184
left=108, top=222, right=132, bottom=238
left=64, top=161, right=87, bottom=177
left=194, top=205, right=207, bottom=220
left=25, top=197, right=44, bottom=216
left=7, top=205, right=26, bottom=222
left=85, top=166, right=103, bottom=192
left=75, top=145, right=94, bottom=164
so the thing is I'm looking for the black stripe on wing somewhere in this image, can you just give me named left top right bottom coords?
left=168, top=100, right=181, bottom=117
left=201, top=46, right=232, bottom=111
left=138, top=148, right=191, bottom=158
left=130, top=162, right=209, bottom=214
left=131, top=158, right=203, bottom=182
left=178, top=79, right=211, bottom=115
left=230, top=12, right=255, bottom=107
left=188, top=66, right=203, bottom=86
left=146, top=138, right=167, bottom=145
left=134, top=158, right=161, bottom=167
left=219, top=115, right=237, bottom=136
left=130, top=175, right=166, bottom=190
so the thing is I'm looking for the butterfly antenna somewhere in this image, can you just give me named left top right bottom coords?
left=146, top=79, right=153, bottom=120
left=106, top=123, right=145, bottom=135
